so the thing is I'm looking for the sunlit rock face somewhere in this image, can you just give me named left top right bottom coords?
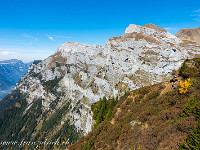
left=176, top=27, right=200, bottom=45
left=15, top=23, right=200, bottom=136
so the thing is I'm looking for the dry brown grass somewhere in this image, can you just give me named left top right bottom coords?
left=135, top=33, right=160, bottom=44
left=109, top=32, right=161, bottom=44
left=72, top=72, right=86, bottom=89
left=143, top=35, right=161, bottom=44
left=167, top=42, right=175, bottom=47
left=179, top=40, right=198, bottom=47
left=71, top=83, right=199, bottom=150
left=138, top=56, right=151, bottom=62
left=143, top=23, right=167, bottom=33
left=141, top=50, right=159, bottom=55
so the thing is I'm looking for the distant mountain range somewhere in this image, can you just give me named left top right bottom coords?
left=0, top=59, right=30, bottom=100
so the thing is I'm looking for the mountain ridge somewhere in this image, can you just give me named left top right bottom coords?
left=0, top=24, right=200, bottom=149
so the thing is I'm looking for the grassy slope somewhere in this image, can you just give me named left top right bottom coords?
left=70, top=58, right=200, bottom=150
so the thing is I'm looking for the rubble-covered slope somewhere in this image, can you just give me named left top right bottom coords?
left=0, top=24, right=200, bottom=148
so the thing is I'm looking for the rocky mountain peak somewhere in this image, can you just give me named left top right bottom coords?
left=175, top=27, right=200, bottom=45
left=125, top=23, right=166, bottom=34
left=121, top=23, right=181, bottom=45
left=57, top=41, right=89, bottom=54
left=125, top=24, right=142, bottom=33
left=57, top=41, right=103, bottom=54
left=143, top=23, right=167, bottom=32
left=55, top=41, right=104, bottom=65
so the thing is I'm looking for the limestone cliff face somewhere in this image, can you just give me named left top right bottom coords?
left=176, top=27, right=200, bottom=45
left=2, top=24, right=200, bottom=142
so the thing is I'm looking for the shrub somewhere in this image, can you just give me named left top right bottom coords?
left=191, top=78, right=198, bottom=86
left=138, top=87, right=150, bottom=95
left=179, top=61, right=199, bottom=78
left=179, top=100, right=200, bottom=149
left=179, top=78, right=191, bottom=94
left=179, top=61, right=188, bottom=78
left=180, top=96, right=196, bottom=118
left=103, top=125, right=109, bottom=131
left=82, top=140, right=93, bottom=150
left=145, top=91, right=160, bottom=101
left=126, top=98, right=132, bottom=105
left=135, top=94, right=144, bottom=104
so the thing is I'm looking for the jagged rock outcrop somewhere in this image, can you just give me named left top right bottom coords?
left=0, top=24, right=200, bottom=144
left=176, top=27, right=200, bottom=45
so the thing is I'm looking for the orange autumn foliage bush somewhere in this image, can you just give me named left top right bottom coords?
left=179, top=78, right=191, bottom=94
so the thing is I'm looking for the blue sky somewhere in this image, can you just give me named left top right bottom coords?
left=0, top=0, right=200, bottom=62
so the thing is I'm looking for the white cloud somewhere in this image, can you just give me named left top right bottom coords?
left=21, top=34, right=32, bottom=38
left=194, top=9, right=200, bottom=13
left=194, top=18, right=200, bottom=22
left=192, top=9, right=200, bottom=22
left=0, top=39, right=22, bottom=42
left=50, top=35, right=71, bottom=38
left=0, top=48, right=54, bottom=54
left=0, top=49, right=53, bottom=63
left=164, top=27, right=178, bottom=31
left=0, top=51, right=17, bottom=55
left=46, top=34, right=71, bottom=42
left=0, top=48, right=20, bottom=51
left=46, top=34, right=55, bottom=42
